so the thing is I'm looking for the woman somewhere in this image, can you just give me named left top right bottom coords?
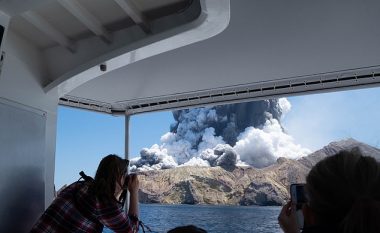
left=31, top=154, right=139, bottom=233
left=279, top=148, right=380, bottom=233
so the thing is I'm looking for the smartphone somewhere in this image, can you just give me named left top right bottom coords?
left=290, top=184, right=306, bottom=229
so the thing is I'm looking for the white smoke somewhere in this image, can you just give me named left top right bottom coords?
left=130, top=98, right=310, bottom=171
left=278, top=98, right=291, bottom=115
left=233, top=118, right=311, bottom=168
left=198, top=128, right=225, bottom=153
left=181, top=157, right=210, bottom=167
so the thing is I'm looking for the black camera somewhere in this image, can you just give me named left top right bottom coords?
left=123, top=173, right=137, bottom=189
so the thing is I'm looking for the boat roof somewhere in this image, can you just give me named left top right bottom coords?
left=3, top=0, right=380, bottom=114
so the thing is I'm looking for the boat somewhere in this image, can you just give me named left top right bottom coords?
left=1, top=0, right=380, bottom=231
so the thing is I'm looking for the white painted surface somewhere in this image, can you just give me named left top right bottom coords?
left=44, top=0, right=230, bottom=97
left=113, top=0, right=151, bottom=33
left=0, top=0, right=54, bottom=16
left=58, top=0, right=112, bottom=43
left=67, top=0, right=380, bottom=108
left=0, top=23, right=58, bottom=231
left=0, top=99, right=46, bottom=231
left=22, top=11, right=76, bottom=52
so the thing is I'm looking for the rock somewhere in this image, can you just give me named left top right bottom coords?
left=138, top=164, right=297, bottom=206
left=215, top=146, right=237, bottom=171
left=138, top=139, right=380, bottom=206
left=298, top=138, right=380, bottom=168
left=240, top=182, right=285, bottom=206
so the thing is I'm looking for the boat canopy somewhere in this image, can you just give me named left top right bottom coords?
left=1, top=0, right=380, bottom=231
left=2, top=1, right=380, bottom=115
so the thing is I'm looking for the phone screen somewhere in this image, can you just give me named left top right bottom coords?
left=295, top=185, right=306, bottom=208
left=290, top=184, right=306, bottom=229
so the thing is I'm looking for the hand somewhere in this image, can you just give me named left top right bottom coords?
left=278, top=201, right=299, bottom=233
left=127, top=174, right=139, bottom=218
left=127, top=174, right=139, bottom=194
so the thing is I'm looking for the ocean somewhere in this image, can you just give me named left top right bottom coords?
left=104, top=204, right=282, bottom=233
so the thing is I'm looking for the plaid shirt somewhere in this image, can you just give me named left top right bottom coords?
left=30, top=181, right=139, bottom=233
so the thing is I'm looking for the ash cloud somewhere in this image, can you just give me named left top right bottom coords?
left=171, top=99, right=283, bottom=146
left=130, top=98, right=310, bottom=171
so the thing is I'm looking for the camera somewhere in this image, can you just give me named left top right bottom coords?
left=123, top=173, right=137, bottom=189
left=290, top=183, right=307, bottom=229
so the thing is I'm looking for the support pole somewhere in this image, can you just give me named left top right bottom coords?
left=124, top=111, right=131, bottom=212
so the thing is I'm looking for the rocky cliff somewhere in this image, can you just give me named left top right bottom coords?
left=138, top=139, right=380, bottom=206
left=298, top=138, right=380, bottom=168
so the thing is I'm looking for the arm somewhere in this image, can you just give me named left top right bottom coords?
left=97, top=175, right=140, bottom=233
left=127, top=174, right=139, bottom=218
left=96, top=197, right=139, bottom=233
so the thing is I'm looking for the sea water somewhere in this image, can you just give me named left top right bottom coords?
left=104, top=204, right=282, bottom=233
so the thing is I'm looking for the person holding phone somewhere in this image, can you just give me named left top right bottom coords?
left=31, top=154, right=140, bottom=233
left=278, top=148, right=380, bottom=233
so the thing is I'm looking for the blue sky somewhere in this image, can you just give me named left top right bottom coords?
left=55, top=109, right=173, bottom=189
left=284, top=87, right=380, bottom=150
left=55, top=87, right=380, bottom=189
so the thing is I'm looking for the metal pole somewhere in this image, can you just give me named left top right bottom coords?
left=124, top=111, right=131, bottom=212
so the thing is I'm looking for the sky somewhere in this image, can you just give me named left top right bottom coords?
left=55, top=109, right=173, bottom=189
left=284, top=87, right=380, bottom=150
left=55, top=87, right=380, bottom=189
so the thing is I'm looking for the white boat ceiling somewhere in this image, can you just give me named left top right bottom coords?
left=4, top=0, right=380, bottom=115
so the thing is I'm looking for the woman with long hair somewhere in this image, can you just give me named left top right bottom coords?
left=31, top=154, right=139, bottom=233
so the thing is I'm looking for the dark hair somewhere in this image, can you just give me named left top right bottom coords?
left=167, top=225, right=207, bottom=233
left=306, top=148, right=380, bottom=233
left=89, top=154, right=129, bottom=203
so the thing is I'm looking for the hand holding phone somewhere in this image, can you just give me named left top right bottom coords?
left=278, top=201, right=299, bottom=233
